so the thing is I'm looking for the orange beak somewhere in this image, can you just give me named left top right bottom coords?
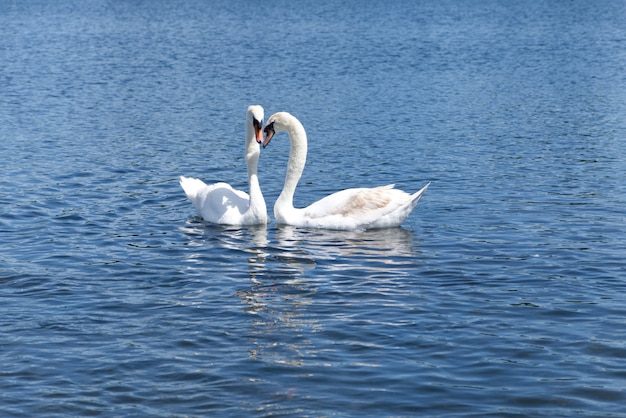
left=253, top=118, right=263, bottom=144
left=263, top=122, right=275, bottom=148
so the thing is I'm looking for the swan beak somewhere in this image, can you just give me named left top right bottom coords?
left=253, top=119, right=263, bottom=144
left=262, top=123, right=275, bottom=148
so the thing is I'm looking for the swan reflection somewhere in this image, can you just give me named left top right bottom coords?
left=238, top=225, right=418, bottom=366
left=275, top=225, right=415, bottom=258
left=180, top=218, right=268, bottom=259
left=181, top=220, right=420, bottom=367
left=181, top=219, right=314, bottom=366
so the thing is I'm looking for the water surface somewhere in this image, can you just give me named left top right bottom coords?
left=2, top=0, right=626, bottom=416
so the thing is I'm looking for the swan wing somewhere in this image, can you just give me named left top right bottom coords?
left=367, top=182, right=430, bottom=229
left=180, top=176, right=251, bottom=224
left=298, top=184, right=417, bottom=230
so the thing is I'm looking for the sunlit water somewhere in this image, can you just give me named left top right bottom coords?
left=2, top=0, right=626, bottom=416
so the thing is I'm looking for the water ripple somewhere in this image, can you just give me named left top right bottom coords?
left=2, top=0, right=626, bottom=416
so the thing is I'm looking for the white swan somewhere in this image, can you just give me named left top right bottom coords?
left=262, top=112, right=429, bottom=230
left=180, top=105, right=268, bottom=225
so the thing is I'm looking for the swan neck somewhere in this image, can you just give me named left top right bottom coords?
left=245, top=122, right=260, bottom=178
left=248, top=172, right=265, bottom=213
left=276, top=118, right=307, bottom=214
left=245, top=122, right=264, bottom=210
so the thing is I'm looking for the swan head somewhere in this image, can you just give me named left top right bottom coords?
left=247, top=105, right=264, bottom=144
left=262, top=111, right=294, bottom=148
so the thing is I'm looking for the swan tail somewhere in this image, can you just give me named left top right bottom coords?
left=362, top=182, right=429, bottom=229
left=409, top=182, right=430, bottom=208
left=179, top=175, right=207, bottom=200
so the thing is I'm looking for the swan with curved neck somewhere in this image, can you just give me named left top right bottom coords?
left=180, top=105, right=268, bottom=225
left=263, top=111, right=429, bottom=230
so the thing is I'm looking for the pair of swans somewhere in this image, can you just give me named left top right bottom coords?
left=180, top=106, right=429, bottom=230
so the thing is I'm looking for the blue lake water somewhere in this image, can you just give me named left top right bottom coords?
left=2, top=0, right=626, bottom=416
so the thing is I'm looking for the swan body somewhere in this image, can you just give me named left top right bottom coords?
left=180, top=105, right=268, bottom=225
left=263, top=111, right=429, bottom=230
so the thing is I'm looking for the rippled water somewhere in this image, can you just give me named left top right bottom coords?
left=2, top=0, right=626, bottom=416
